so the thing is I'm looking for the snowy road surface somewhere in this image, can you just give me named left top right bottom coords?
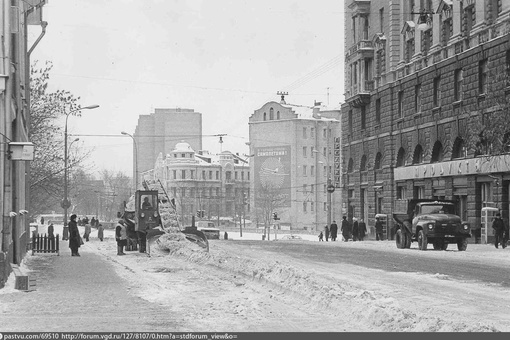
left=1, top=225, right=509, bottom=332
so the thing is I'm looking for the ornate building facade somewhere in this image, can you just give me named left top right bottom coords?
left=342, top=0, right=510, bottom=241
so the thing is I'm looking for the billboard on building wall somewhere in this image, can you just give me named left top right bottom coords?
left=254, top=146, right=291, bottom=207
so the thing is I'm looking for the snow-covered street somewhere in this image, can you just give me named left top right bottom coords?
left=2, top=224, right=509, bottom=332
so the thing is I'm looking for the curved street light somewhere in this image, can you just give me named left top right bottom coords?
left=63, top=105, right=99, bottom=227
left=121, top=131, right=138, bottom=192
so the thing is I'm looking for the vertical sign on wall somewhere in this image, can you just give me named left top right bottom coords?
left=334, top=137, right=341, bottom=188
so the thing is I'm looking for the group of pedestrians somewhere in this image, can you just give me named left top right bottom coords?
left=318, top=216, right=367, bottom=242
left=492, top=213, right=509, bottom=249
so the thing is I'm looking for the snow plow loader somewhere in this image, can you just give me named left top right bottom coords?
left=121, top=179, right=209, bottom=253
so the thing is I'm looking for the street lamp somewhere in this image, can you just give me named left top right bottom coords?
left=121, top=131, right=138, bottom=192
left=313, top=149, right=334, bottom=230
left=63, top=105, right=99, bottom=227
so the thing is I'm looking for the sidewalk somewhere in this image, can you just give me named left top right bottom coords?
left=0, top=239, right=179, bottom=332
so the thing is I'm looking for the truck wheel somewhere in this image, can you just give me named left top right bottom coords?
left=396, top=229, right=403, bottom=249
left=404, top=232, right=411, bottom=248
left=418, top=230, right=428, bottom=250
left=457, top=238, right=468, bottom=251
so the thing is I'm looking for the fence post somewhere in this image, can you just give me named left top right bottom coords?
left=56, top=234, right=60, bottom=255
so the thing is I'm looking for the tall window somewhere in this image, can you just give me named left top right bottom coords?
left=303, top=147, right=307, bottom=158
left=405, top=38, right=415, bottom=62
left=181, top=170, right=186, bottom=179
left=422, top=29, right=432, bottom=55
left=173, top=170, right=177, bottom=179
left=303, top=165, right=307, bottom=176
left=269, top=108, right=274, bottom=120
left=454, top=68, right=463, bottom=101
left=375, top=98, right=381, bottom=124
left=361, top=106, right=366, bottom=130
left=479, top=59, right=488, bottom=95
left=463, top=4, right=476, bottom=36
left=363, top=15, right=369, bottom=40
left=398, top=90, right=404, bottom=118
left=303, top=127, right=307, bottom=138
left=442, top=18, right=453, bottom=46
left=414, top=84, right=421, bottom=113
left=433, top=76, right=441, bottom=107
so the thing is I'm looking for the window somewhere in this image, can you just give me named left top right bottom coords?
left=311, top=128, right=315, bottom=138
left=348, top=110, right=353, bottom=133
left=451, top=137, right=467, bottom=159
left=216, top=171, right=219, bottom=180
left=303, top=147, right=307, bottom=158
left=310, top=165, right=315, bottom=176
left=269, top=108, right=274, bottom=120
left=488, top=0, right=502, bottom=23
left=311, top=202, right=314, bottom=212
left=181, top=170, right=186, bottom=179
left=241, top=171, right=244, bottom=180
left=209, top=171, right=213, bottom=179
left=463, top=4, right=476, bottom=36
left=234, top=171, right=238, bottom=180
left=202, top=170, right=206, bottom=180
left=415, top=84, right=421, bottom=113
left=405, top=37, right=415, bottom=62
left=303, top=127, right=307, bottom=138
left=398, top=90, right=404, bottom=118
left=181, top=187, right=186, bottom=197
left=311, top=147, right=314, bottom=158
left=375, top=98, right=381, bottom=124
left=412, top=145, right=424, bottom=164
left=422, top=28, right=432, bottom=55
left=263, top=112, right=267, bottom=121
left=323, top=165, right=327, bottom=177
left=303, top=165, right=307, bottom=176
left=379, top=7, right=384, bottom=33
left=396, top=147, right=406, bottom=167
left=277, top=111, right=280, bottom=119
left=173, top=170, right=177, bottom=179
left=431, top=141, right=444, bottom=163
left=454, top=68, right=463, bottom=101
left=323, top=128, right=327, bottom=138
left=397, top=186, right=407, bottom=199
left=433, top=76, right=441, bottom=107
left=479, top=59, right=488, bottom=95
left=442, top=18, right=453, bottom=46
left=481, top=183, right=492, bottom=205
left=363, top=15, right=369, bottom=40
left=361, top=106, right=366, bottom=130
left=190, top=170, right=194, bottom=179
left=323, top=147, right=327, bottom=157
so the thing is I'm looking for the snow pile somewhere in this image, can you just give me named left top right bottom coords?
left=152, top=240, right=499, bottom=332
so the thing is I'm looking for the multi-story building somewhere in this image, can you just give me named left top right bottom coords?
left=142, top=141, right=250, bottom=226
left=1, top=0, right=47, bottom=287
left=133, top=108, right=202, bottom=187
left=342, top=0, right=510, bottom=241
left=249, top=96, right=342, bottom=231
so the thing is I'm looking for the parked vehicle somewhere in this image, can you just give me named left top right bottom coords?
left=196, top=221, right=220, bottom=240
left=393, top=199, right=471, bottom=251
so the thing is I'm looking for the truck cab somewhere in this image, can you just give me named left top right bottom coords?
left=135, top=190, right=160, bottom=232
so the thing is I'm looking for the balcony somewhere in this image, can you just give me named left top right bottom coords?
left=346, top=80, right=374, bottom=108
left=346, top=40, right=374, bottom=61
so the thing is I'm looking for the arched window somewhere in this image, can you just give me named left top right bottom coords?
left=347, top=158, right=354, bottom=173
left=263, top=112, right=267, bottom=121
left=412, top=145, right=424, bottom=164
left=270, top=108, right=274, bottom=120
left=277, top=111, right=280, bottom=119
left=396, top=147, right=406, bottom=167
left=430, top=141, right=444, bottom=163
left=360, top=155, right=367, bottom=171
left=451, top=137, right=466, bottom=159
left=374, top=152, right=382, bottom=170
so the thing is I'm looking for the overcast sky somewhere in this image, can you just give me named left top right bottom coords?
left=30, top=0, right=345, bottom=176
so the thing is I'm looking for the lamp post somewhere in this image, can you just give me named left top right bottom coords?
left=63, top=105, right=99, bottom=227
left=313, top=149, right=334, bottom=230
left=121, top=131, right=138, bottom=192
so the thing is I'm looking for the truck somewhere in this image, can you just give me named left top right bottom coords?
left=393, top=199, right=471, bottom=251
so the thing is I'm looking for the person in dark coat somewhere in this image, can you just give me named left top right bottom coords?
left=318, top=231, right=324, bottom=241
left=47, top=223, right=55, bottom=250
left=492, top=213, right=506, bottom=249
left=341, top=216, right=351, bottom=242
left=330, top=221, right=338, bottom=241
left=358, top=218, right=367, bottom=241
left=97, top=223, right=104, bottom=241
left=375, top=217, right=384, bottom=241
left=324, top=225, right=330, bottom=242
left=352, top=219, right=359, bottom=241
left=68, top=214, right=81, bottom=256
left=116, top=219, right=128, bottom=256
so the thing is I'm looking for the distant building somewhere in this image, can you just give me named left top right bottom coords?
left=342, top=0, right=510, bottom=242
left=133, top=108, right=202, bottom=187
left=142, top=142, right=250, bottom=226
left=248, top=97, right=342, bottom=231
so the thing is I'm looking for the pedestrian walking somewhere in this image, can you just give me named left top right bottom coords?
left=375, top=217, right=384, bottom=241
left=341, top=216, right=351, bottom=242
left=358, top=218, right=367, bottom=241
left=62, top=222, right=69, bottom=241
left=47, top=223, right=55, bottom=250
left=324, top=225, right=330, bottom=242
left=318, top=231, right=324, bottom=241
left=492, top=213, right=506, bottom=249
left=83, top=223, right=92, bottom=242
left=90, top=217, right=96, bottom=228
left=352, top=218, right=359, bottom=241
left=40, top=216, right=44, bottom=225
left=330, top=221, right=338, bottom=241
left=68, top=214, right=81, bottom=257
left=115, top=219, right=128, bottom=256
left=97, top=223, right=104, bottom=242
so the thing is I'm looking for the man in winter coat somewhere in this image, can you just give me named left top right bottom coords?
left=375, top=217, right=384, bottom=241
left=358, top=218, right=367, bottom=241
left=352, top=218, right=359, bottom=241
left=68, top=214, right=81, bottom=257
left=492, top=213, right=507, bottom=249
left=330, top=221, right=338, bottom=241
left=324, top=225, right=330, bottom=242
left=341, top=216, right=351, bottom=242
left=97, top=223, right=104, bottom=241
left=115, top=219, right=128, bottom=255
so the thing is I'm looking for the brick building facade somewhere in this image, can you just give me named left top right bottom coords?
left=342, top=0, right=510, bottom=242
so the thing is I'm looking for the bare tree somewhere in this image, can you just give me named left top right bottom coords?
left=255, top=182, right=288, bottom=229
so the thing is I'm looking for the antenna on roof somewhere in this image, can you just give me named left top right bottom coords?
left=277, top=91, right=288, bottom=104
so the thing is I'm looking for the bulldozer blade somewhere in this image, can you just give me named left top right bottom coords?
left=182, top=231, right=209, bottom=252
